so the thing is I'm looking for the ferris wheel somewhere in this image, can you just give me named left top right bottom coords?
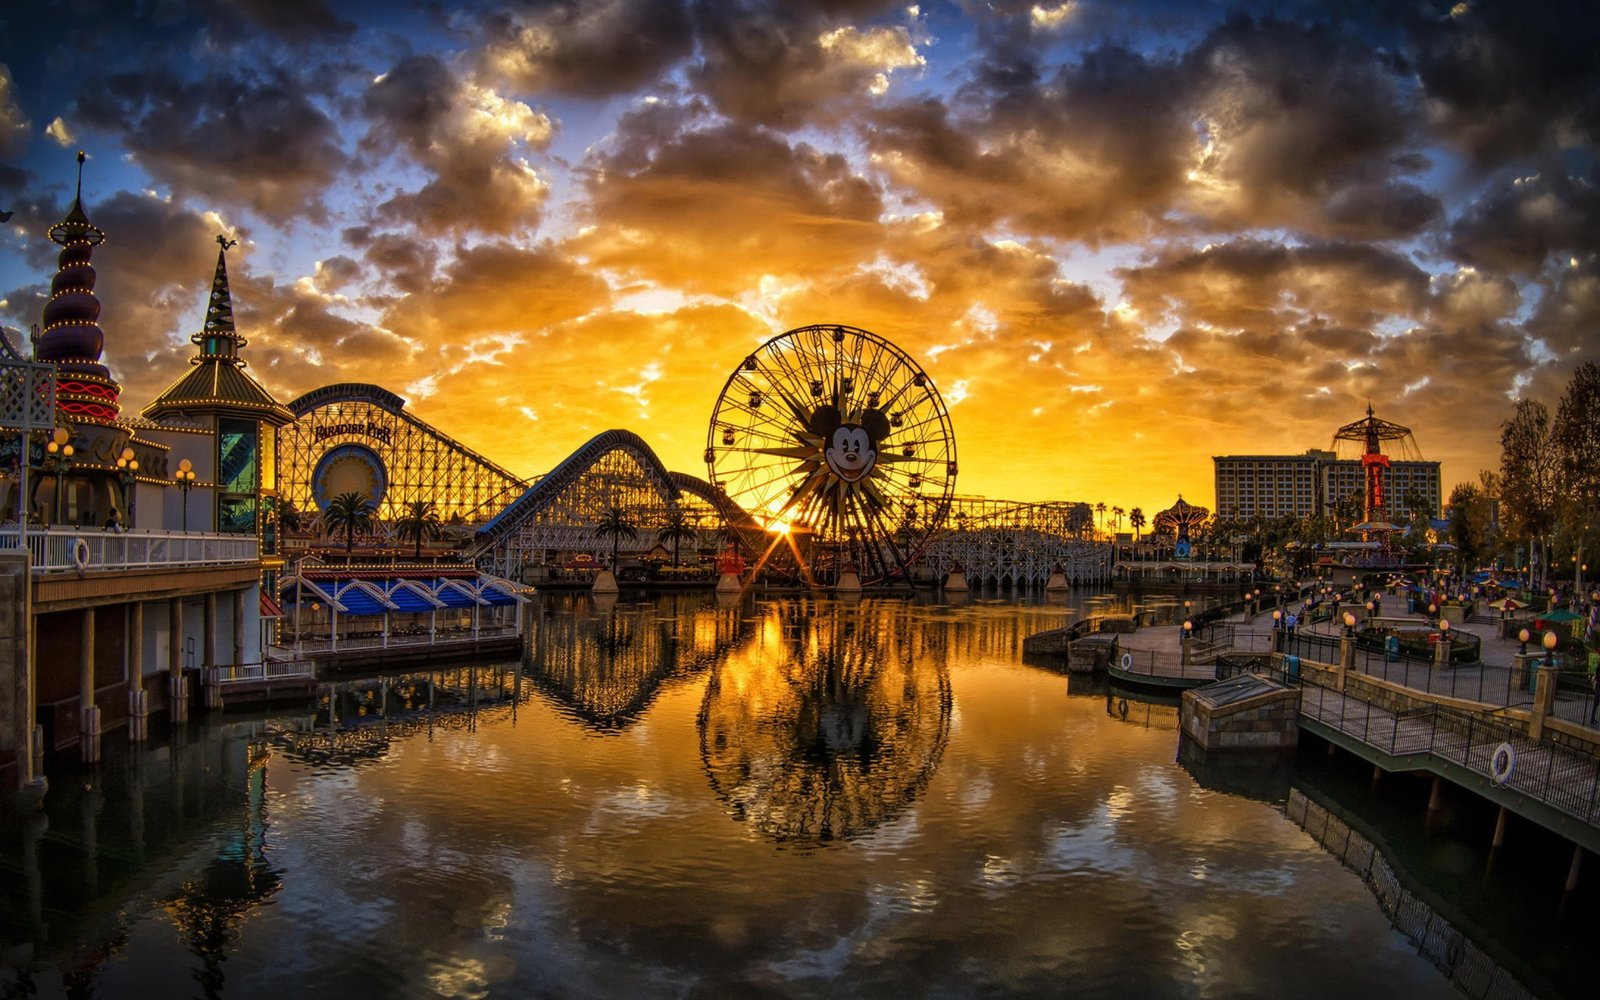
left=705, top=323, right=957, bottom=584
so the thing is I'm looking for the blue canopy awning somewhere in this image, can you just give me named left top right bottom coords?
left=387, top=587, right=439, bottom=612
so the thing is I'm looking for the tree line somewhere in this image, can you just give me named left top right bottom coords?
left=1449, top=361, right=1599, bottom=588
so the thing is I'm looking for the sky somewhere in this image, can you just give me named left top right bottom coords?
left=0, top=0, right=1596, bottom=517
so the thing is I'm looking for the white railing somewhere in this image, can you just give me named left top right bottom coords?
left=0, top=526, right=260, bottom=574
left=211, top=661, right=315, bottom=684
left=279, top=624, right=521, bottom=655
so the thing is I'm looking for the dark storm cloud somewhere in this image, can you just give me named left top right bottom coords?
left=74, top=67, right=346, bottom=220
left=1446, top=168, right=1600, bottom=276
left=227, top=0, right=356, bottom=40
left=1180, top=15, right=1423, bottom=233
left=343, top=226, right=439, bottom=296
left=688, top=0, right=919, bottom=127
left=866, top=43, right=1191, bottom=243
left=1525, top=256, right=1600, bottom=357
left=473, top=0, right=695, bottom=97
left=1405, top=0, right=1600, bottom=166
left=0, top=63, right=29, bottom=159
left=1117, top=240, right=1430, bottom=334
left=361, top=53, right=552, bottom=236
left=868, top=12, right=1430, bottom=244
left=1320, top=180, right=1442, bottom=241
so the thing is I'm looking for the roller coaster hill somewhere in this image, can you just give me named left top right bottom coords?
left=279, top=329, right=1111, bottom=590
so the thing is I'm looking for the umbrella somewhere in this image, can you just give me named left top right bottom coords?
left=1537, top=609, right=1584, bottom=624
left=1487, top=597, right=1527, bottom=612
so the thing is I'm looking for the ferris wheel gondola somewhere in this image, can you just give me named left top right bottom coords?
left=705, top=324, right=957, bottom=585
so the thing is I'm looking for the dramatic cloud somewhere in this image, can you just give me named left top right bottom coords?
left=1406, top=0, right=1600, bottom=166
left=0, top=63, right=29, bottom=159
left=1446, top=168, right=1600, bottom=276
left=363, top=54, right=554, bottom=235
left=867, top=43, right=1192, bottom=244
left=2, top=0, right=1596, bottom=511
left=577, top=103, right=884, bottom=295
left=474, top=0, right=695, bottom=97
left=692, top=2, right=923, bottom=126
left=74, top=67, right=347, bottom=219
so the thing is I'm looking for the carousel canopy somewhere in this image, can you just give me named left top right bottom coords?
left=1152, top=495, right=1209, bottom=535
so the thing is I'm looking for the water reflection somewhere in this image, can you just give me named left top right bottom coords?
left=0, top=723, right=281, bottom=998
left=527, top=594, right=753, bottom=731
left=699, top=599, right=952, bottom=845
left=276, top=664, right=524, bottom=767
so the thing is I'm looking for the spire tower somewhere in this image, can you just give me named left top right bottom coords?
left=36, top=151, right=121, bottom=422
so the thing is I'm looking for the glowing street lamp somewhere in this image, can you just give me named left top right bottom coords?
left=115, top=446, right=138, bottom=525
left=1543, top=630, right=1558, bottom=670
left=45, top=427, right=74, bottom=526
left=175, top=458, right=197, bottom=531
left=1518, top=627, right=1530, bottom=656
left=1342, top=611, right=1357, bottom=636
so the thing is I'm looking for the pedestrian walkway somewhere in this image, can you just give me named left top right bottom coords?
left=1241, top=602, right=1600, bottom=736
left=1298, top=677, right=1600, bottom=851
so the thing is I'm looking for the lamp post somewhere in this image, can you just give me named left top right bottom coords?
left=1272, top=608, right=1283, bottom=652
left=1543, top=630, right=1558, bottom=670
left=45, top=427, right=74, bottom=526
left=1518, top=627, right=1530, bottom=656
left=1343, top=611, right=1357, bottom=636
left=175, top=458, right=196, bottom=532
left=114, top=446, right=138, bottom=526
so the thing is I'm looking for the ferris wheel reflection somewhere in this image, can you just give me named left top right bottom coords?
left=698, top=599, right=952, bottom=845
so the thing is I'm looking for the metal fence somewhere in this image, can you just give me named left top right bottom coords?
left=1282, top=670, right=1600, bottom=828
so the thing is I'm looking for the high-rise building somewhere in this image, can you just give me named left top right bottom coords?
left=1214, top=449, right=1440, bottom=522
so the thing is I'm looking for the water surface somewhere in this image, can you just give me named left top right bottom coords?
left=2, top=593, right=1466, bottom=998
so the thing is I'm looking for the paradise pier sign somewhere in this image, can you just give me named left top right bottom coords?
left=313, top=421, right=392, bottom=445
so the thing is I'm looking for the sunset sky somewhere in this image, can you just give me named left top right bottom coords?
left=1, top=0, right=1596, bottom=515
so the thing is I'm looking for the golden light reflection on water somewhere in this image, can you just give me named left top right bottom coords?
left=699, top=599, right=953, bottom=844
left=1, top=593, right=1465, bottom=999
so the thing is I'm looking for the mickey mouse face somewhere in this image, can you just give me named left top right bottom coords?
left=810, top=403, right=891, bottom=485
left=827, top=425, right=876, bottom=482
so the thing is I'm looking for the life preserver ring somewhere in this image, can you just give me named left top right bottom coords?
left=71, top=537, right=91, bottom=571
left=1120, top=651, right=1134, bottom=671
left=1490, top=742, right=1515, bottom=785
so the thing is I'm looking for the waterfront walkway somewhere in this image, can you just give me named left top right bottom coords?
left=1274, top=605, right=1600, bottom=735
left=1297, top=675, right=1600, bottom=852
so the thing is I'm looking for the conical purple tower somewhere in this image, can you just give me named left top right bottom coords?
left=36, top=151, right=121, bottom=422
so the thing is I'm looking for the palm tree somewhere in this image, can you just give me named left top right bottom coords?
left=1112, top=506, right=1125, bottom=534
left=1130, top=507, right=1146, bottom=542
left=395, top=499, right=443, bottom=558
left=1095, top=502, right=1108, bottom=536
left=324, top=492, right=374, bottom=557
left=656, top=508, right=698, bottom=569
left=595, top=506, right=638, bottom=569
left=278, top=499, right=303, bottom=534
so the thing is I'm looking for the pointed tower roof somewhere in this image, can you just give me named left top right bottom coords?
left=196, top=235, right=245, bottom=359
left=37, top=151, right=121, bottom=423
left=144, top=235, right=293, bottom=427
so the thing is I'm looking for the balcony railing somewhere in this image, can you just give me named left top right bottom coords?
left=0, top=527, right=259, bottom=574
